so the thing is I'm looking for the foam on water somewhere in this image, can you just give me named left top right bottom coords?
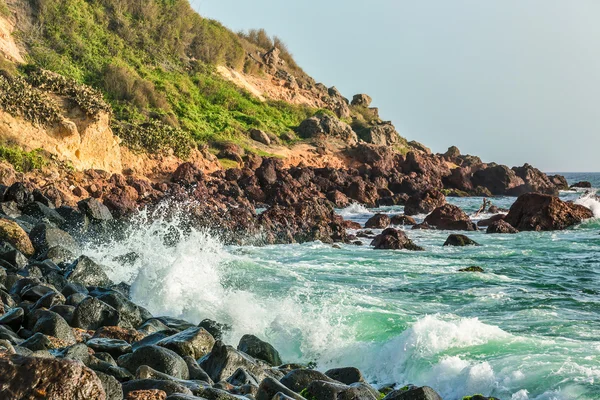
left=574, top=192, right=600, bottom=218
left=337, top=203, right=371, bottom=218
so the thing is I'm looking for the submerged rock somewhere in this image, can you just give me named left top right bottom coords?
left=364, top=213, right=391, bottom=229
left=237, top=334, right=282, bottom=366
left=424, top=204, right=476, bottom=231
left=458, top=266, right=484, bottom=273
left=486, top=220, right=519, bottom=234
left=404, top=189, right=446, bottom=216
left=325, top=367, right=365, bottom=384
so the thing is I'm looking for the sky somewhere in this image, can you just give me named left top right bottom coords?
left=193, top=0, right=600, bottom=172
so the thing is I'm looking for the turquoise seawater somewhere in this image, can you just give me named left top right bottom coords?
left=84, top=173, right=600, bottom=400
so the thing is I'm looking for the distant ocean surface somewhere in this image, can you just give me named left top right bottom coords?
left=84, top=173, right=600, bottom=400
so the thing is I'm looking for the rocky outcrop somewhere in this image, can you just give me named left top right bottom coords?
left=504, top=193, right=593, bottom=231
left=363, top=122, right=399, bottom=146
left=404, top=189, right=446, bottom=216
left=298, top=114, right=357, bottom=145
left=423, top=204, right=476, bottom=231
left=486, top=220, right=519, bottom=234
left=510, top=164, right=558, bottom=196
left=472, top=164, right=524, bottom=195
left=351, top=94, right=372, bottom=107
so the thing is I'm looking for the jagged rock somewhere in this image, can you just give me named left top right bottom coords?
left=237, top=334, right=282, bottom=366
left=345, top=180, right=379, bottom=208
left=94, top=326, right=145, bottom=343
left=424, top=204, right=476, bottom=231
left=67, top=255, right=113, bottom=287
left=118, top=345, right=189, bottom=380
left=327, top=190, right=350, bottom=208
left=298, top=115, right=358, bottom=145
left=510, top=164, right=558, bottom=196
left=487, top=220, right=519, bottom=234
left=33, top=310, right=76, bottom=344
left=325, top=367, right=365, bottom=384
left=444, top=146, right=461, bottom=158
left=171, top=163, right=202, bottom=186
left=364, top=214, right=391, bottom=229
left=390, top=215, right=416, bottom=226
left=72, top=296, right=120, bottom=330
left=371, top=228, right=424, bottom=251
left=404, top=189, right=446, bottom=216
left=504, top=193, right=593, bottom=231
left=96, top=291, right=149, bottom=329
left=0, top=218, right=34, bottom=256
left=250, top=129, right=272, bottom=145
left=157, top=327, right=215, bottom=359
left=200, top=341, right=269, bottom=383
left=347, top=143, right=396, bottom=172
left=472, top=164, right=524, bottom=195
left=382, top=386, right=442, bottom=400
left=0, top=353, right=105, bottom=399
left=548, top=175, right=569, bottom=191
left=256, top=377, right=304, bottom=400
left=183, top=356, right=213, bottom=383
left=4, top=182, right=32, bottom=207
left=29, top=223, right=78, bottom=255
left=351, top=94, right=372, bottom=107
left=363, top=123, right=399, bottom=146
left=22, top=201, right=65, bottom=226
left=78, top=198, right=113, bottom=222
left=443, top=234, right=479, bottom=246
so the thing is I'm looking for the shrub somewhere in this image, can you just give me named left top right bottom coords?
left=112, top=119, right=194, bottom=158
left=0, top=145, right=47, bottom=172
left=0, top=73, right=62, bottom=126
left=0, top=0, right=9, bottom=17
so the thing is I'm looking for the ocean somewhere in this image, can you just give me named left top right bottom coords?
left=83, top=172, right=600, bottom=400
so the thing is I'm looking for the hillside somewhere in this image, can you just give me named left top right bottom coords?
left=0, top=0, right=419, bottom=178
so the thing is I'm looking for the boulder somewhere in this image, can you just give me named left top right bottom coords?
left=250, top=129, right=271, bottom=146
left=0, top=353, right=105, bottom=399
left=237, top=334, right=282, bottom=366
left=327, top=190, right=350, bottom=208
left=157, top=327, right=215, bottom=359
left=504, top=193, right=593, bottom=231
left=325, top=367, right=365, bottom=384
left=171, top=163, right=202, bottom=186
left=510, top=164, right=558, bottom=195
left=304, top=380, right=378, bottom=400
left=298, top=115, right=358, bottom=145
left=351, top=94, right=372, bottom=107
left=118, top=345, right=189, bottom=380
left=371, top=228, right=424, bottom=251
left=122, top=380, right=191, bottom=397
left=345, top=180, right=379, bottom=208
left=486, top=220, right=519, bottom=234
left=404, top=190, right=446, bottom=216
left=67, top=256, right=113, bottom=287
left=78, top=198, right=113, bottom=222
left=198, top=319, right=230, bottom=341
left=570, top=181, right=592, bottom=189
left=280, top=369, right=335, bottom=393
left=390, top=215, right=416, bottom=226
left=363, top=123, right=399, bottom=146
left=364, top=214, right=391, bottom=229
left=476, top=214, right=505, bottom=227
left=472, top=164, right=524, bottom=195
left=256, top=377, right=304, bottom=400
left=96, top=371, right=124, bottom=400
left=33, top=310, right=76, bottom=344
left=549, top=175, right=569, bottom=191
left=347, top=143, right=396, bottom=171
left=200, top=341, right=268, bottom=383
left=72, top=297, right=120, bottom=330
left=29, top=224, right=79, bottom=255
left=87, top=337, right=132, bottom=358
left=423, top=204, right=475, bottom=231
left=0, top=218, right=34, bottom=256
left=382, top=386, right=442, bottom=400
left=443, top=234, right=479, bottom=246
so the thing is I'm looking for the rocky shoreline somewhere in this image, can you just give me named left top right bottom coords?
left=0, top=150, right=594, bottom=399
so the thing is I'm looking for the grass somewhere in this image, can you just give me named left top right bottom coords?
left=218, top=158, right=240, bottom=170
left=0, top=0, right=8, bottom=17
left=0, top=145, right=47, bottom=172
left=15, top=0, right=318, bottom=159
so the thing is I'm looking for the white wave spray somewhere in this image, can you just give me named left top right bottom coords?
left=575, top=192, right=600, bottom=218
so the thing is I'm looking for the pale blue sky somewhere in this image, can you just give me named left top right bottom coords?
left=194, top=0, right=600, bottom=172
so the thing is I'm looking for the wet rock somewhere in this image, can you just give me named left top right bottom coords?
left=256, top=377, right=304, bottom=400
left=87, top=337, right=133, bottom=358
left=0, top=353, right=105, bottom=399
left=549, top=175, right=569, bottom=191
left=97, top=291, right=149, bottom=329
left=327, top=190, right=350, bottom=208
left=72, top=296, right=120, bottom=330
left=4, top=182, right=32, bottom=207
left=477, top=214, right=505, bottom=227
left=305, top=380, right=378, bottom=400
left=135, top=365, right=205, bottom=393
left=371, top=228, right=424, bottom=251
left=237, top=334, right=282, bottom=366
left=459, top=266, right=484, bottom=272
left=44, top=245, right=77, bottom=264
left=443, top=234, right=479, bottom=246
left=281, top=369, right=335, bottom=392
left=571, top=181, right=592, bottom=189
left=198, top=319, right=230, bottom=341
left=390, top=215, right=417, bottom=226
left=33, top=310, right=76, bottom=344
left=404, top=189, right=446, bottom=216
left=123, top=380, right=192, bottom=397
left=49, top=304, right=75, bottom=324
left=118, top=344, right=189, bottom=380
left=486, top=220, right=519, bottom=234
left=66, top=255, right=113, bottom=287
left=184, top=355, right=213, bottom=383
left=325, top=367, right=366, bottom=384
left=364, top=214, right=391, bottom=229
left=0, top=307, right=24, bottom=331
left=94, top=326, right=145, bottom=343
left=423, top=204, right=476, bottom=231
left=0, top=218, right=35, bottom=256
left=345, top=180, right=379, bottom=208
left=157, top=327, right=215, bottom=359
left=96, top=370, right=124, bottom=400
left=22, top=202, right=66, bottom=226
left=504, top=193, right=593, bottom=231
left=78, top=198, right=113, bottom=222
left=200, top=341, right=269, bottom=383
left=227, top=366, right=259, bottom=386
left=382, top=386, right=442, bottom=400
left=29, top=223, right=78, bottom=255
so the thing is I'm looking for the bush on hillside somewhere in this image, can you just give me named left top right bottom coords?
left=0, top=73, right=62, bottom=126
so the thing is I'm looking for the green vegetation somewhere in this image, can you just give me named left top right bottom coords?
left=0, top=73, right=62, bottom=126
left=0, top=0, right=9, bottom=17
left=0, top=145, right=47, bottom=172
left=14, top=0, right=316, bottom=158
